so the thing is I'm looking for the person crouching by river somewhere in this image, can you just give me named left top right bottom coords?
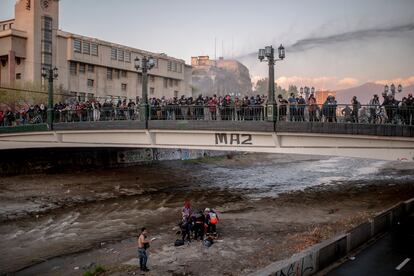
left=138, top=227, right=151, bottom=272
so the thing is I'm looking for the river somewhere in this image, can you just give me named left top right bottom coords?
left=0, top=153, right=413, bottom=274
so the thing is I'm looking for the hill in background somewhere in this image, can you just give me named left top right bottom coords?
left=335, top=83, right=414, bottom=104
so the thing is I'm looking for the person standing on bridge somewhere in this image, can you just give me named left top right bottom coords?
left=351, top=96, right=361, bottom=123
left=369, top=94, right=380, bottom=124
left=288, top=93, right=297, bottom=121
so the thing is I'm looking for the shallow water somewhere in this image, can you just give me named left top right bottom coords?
left=0, top=153, right=413, bottom=274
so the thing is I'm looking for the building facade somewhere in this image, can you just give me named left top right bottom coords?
left=0, top=0, right=192, bottom=101
left=191, top=55, right=253, bottom=97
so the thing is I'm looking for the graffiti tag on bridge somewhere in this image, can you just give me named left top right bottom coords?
left=215, top=133, right=253, bottom=145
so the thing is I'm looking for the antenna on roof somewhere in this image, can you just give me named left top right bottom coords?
left=214, top=37, right=217, bottom=66
left=222, top=40, right=224, bottom=59
left=232, top=36, right=234, bottom=59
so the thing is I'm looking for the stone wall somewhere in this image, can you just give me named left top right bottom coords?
left=0, top=147, right=228, bottom=175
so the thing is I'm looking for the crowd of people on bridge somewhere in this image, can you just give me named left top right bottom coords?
left=1, top=92, right=413, bottom=126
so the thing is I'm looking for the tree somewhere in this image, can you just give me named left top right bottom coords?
left=253, top=78, right=268, bottom=95
left=253, top=78, right=292, bottom=99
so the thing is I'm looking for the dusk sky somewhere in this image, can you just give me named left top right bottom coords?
left=2, top=0, right=414, bottom=90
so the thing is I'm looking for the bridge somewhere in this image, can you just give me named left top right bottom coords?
left=0, top=120, right=413, bottom=161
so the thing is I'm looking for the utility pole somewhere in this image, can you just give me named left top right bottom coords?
left=135, top=56, right=155, bottom=128
left=258, top=44, right=285, bottom=121
left=41, top=67, right=58, bottom=129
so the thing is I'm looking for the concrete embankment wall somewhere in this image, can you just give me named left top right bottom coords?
left=0, top=147, right=228, bottom=175
left=251, top=198, right=414, bottom=276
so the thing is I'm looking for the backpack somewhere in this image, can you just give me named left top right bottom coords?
left=174, top=239, right=185, bottom=247
left=203, top=238, right=214, bottom=247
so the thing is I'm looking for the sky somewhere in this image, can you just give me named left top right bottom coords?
left=1, top=0, right=414, bottom=90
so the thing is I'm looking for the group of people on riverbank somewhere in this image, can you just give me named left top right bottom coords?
left=1, top=92, right=413, bottom=126
left=179, top=200, right=219, bottom=244
left=137, top=200, right=219, bottom=273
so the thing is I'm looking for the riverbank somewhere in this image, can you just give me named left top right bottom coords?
left=1, top=154, right=413, bottom=275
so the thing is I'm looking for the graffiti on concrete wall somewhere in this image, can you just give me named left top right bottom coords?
left=117, top=149, right=153, bottom=163
left=118, top=148, right=230, bottom=164
left=275, top=252, right=315, bottom=276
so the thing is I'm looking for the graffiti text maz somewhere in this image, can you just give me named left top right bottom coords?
left=215, top=133, right=253, bottom=145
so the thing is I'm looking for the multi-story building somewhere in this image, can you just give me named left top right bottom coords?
left=191, top=55, right=253, bottom=97
left=0, top=0, right=192, bottom=101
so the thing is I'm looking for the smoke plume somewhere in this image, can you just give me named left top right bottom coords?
left=239, top=22, right=414, bottom=58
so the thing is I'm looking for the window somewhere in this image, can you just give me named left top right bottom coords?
left=118, top=49, right=124, bottom=61
left=163, top=78, right=168, bottom=88
left=107, top=68, right=112, bottom=80
left=121, top=70, right=127, bottom=78
left=43, top=41, right=52, bottom=53
left=91, top=43, right=98, bottom=56
left=174, top=79, right=178, bottom=86
left=150, top=75, right=155, bottom=83
left=173, top=62, right=177, bottom=72
left=111, top=48, right=117, bottom=60
left=114, top=69, right=120, bottom=79
left=121, top=83, right=127, bottom=91
left=78, top=92, right=86, bottom=102
left=125, top=51, right=131, bottom=62
left=70, top=61, right=77, bottom=75
left=87, top=64, right=94, bottom=73
left=178, top=63, right=182, bottom=73
left=43, top=17, right=52, bottom=31
left=42, top=17, right=52, bottom=42
left=87, top=93, right=94, bottom=100
left=169, top=79, right=173, bottom=87
left=42, top=17, right=52, bottom=70
left=167, top=61, right=172, bottom=71
left=153, top=58, right=158, bottom=68
left=83, top=41, right=90, bottom=55
left=74, top=39, right=82, bottom=53
left=16, top=73, right=21, bottom=80
left=42, top=53, right=52, bottom=66
left=87, top=79, right=94, bottom=87
left=79, top=63, right=86, bottom=73
left=150, top=87, right=155, bottom=95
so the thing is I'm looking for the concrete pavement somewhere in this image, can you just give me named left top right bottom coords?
left=327, top=215, right=414, bottom=276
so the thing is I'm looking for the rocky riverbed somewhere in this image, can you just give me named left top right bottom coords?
left=1, top=153, right=413, bottom=275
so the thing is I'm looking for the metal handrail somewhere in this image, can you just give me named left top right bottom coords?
left=0, top=104, right=413, bottom=126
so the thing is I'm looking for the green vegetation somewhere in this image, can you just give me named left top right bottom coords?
left=0, top=84, right=67, bottom=111
left=254, top=78, right=298, bottom=99
left=82, top=264, right=106, bottom=276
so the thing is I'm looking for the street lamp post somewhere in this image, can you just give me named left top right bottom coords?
left=41, top=66, right=58, bottom=129
left=258, top=44, right=285, bottom=121
left=134, top=56, right=155, bottom=127
left=383, top=84, right=402, bottom=96
left=390, top=83, right=396, bottom=96
left=398, top=84, right=403, bottom=94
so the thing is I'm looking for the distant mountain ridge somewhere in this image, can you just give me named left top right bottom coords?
left=335, top=82, right=414, bottom=104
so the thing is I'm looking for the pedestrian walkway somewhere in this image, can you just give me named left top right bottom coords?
left=327, top=215, right=414, bottom=275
